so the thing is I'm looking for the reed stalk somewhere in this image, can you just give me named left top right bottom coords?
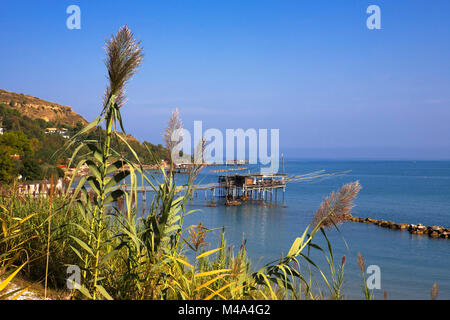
left=44, top=175, right=55, bottom=299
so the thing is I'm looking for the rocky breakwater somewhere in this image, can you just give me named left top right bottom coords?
left=342, top=214, right=450, bottom=239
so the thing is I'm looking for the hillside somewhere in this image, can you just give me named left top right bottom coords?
left=0, top=88, right=87, bottom=127
left=0, top=90, right=167, bottom=181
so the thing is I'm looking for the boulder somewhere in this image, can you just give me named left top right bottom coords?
left=389, top=223, right=399, bottom=230
left=417, top=225, right=427, bottom=233
left=430, top=226, right=444, bottom=233
left=398, top=223, right=409, bottom=230
left=380, top=220, right=389, bottom=228
left=429, top=231, right=440, bottom=238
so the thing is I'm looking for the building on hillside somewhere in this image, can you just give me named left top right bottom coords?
left=58, top=128, right=70, bottom=139
left=45, top=127, right=58, bottom=134
left=45, top=127, right=70, bottom=138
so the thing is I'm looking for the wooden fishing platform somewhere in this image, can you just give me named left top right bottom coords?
left=215, top=173, right=287, bottom=202
left=114, top=165, right=350, bottom=206
left=119, top=173, right=287, bottom=204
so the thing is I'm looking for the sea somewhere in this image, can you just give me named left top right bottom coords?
left=134, top=160, right=450, bottom=300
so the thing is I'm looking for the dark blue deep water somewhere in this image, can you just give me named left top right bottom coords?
left=137, top=160, right=450, bottom=299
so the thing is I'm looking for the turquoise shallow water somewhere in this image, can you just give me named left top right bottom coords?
left=136, top=160, right=450, bottom=299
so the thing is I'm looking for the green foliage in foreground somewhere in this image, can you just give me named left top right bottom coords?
left=0, top=175, right=362, bottom=300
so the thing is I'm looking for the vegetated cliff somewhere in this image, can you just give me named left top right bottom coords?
left=0, top=88, right=168, bottom=168
left=0, top=88, right=87, bottom=127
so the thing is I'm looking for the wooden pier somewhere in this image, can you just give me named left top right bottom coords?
left=119, top=172, right=287, bottom=206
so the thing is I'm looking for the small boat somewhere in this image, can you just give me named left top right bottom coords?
left=225, top=200, right=241, bottom=206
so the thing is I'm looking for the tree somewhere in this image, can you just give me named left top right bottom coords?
left=20, top=154, right=43, bottom=181
left=0, top=131, right=33, bottom=157
left=42, top=165, right=64, bottom=179
left=73, top=121, right=84, bottom=134
left=0, top=146, right=18, bottom=182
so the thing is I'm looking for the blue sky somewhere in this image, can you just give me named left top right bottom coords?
left=1, top=0, right=450, bottom=159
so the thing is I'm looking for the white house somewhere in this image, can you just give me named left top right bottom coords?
left=45, top=127, right=70, bottom=138
left=45, top=127, right=58, bottom=134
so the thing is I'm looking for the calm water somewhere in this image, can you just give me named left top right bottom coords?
left=137, top=160, right=450, bottom=300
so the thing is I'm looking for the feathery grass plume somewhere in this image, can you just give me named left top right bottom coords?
left=357, top=252, right=365, bottom=272
left=357, top=252, right=373, bottom=300
left=193, top=137, right=206, bottom=164
left=103, top=25, right=144, bottom=112
left=430, top=283, right=439, bottom=300
left=163, top=108, right=183, bottom=167
left=190, top=137, right=207, bottom=180
left=189, top=222, right=208, bottom=252
left=311, top=181, right=361, bottom=229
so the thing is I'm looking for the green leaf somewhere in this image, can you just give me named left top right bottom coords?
left=70, top=235, right=95, bottom=257
left=287, top=226, right=310, bottom=258
left=96, top=285, right=113, bottom=300
left=113, top=131, right=141, bottom=165
left=76, top=284, right=93, bottom=299
left=86, top=160, right=102, bottom=182
left=64, top=175, right=87, bottom=215
left=196, top=247, right=223, bottom=259
left=287, top=237, right=303, bottom=257
left=104, top=170, right=129, bottom=194
left=104, top=189, right=125, bottom=204
left=60, top=116, right=104, bottom=154
left=87, top=177, right=101, bottom=197
left=0, top=262, right=26, bottom=292
left=100, top=249, right=118, bottom=266
left=69, top=244, right=84, bottom=261
left=86, top=143, right=104, bottom=164
left=106, top=160, right=126, bottom=175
